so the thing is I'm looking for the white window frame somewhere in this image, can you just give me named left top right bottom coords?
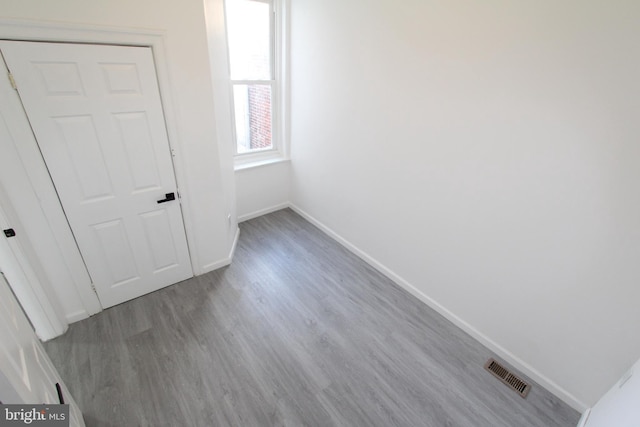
left=226, top=0, right=288, bottom=169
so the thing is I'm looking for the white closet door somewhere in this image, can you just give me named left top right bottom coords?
left=0, top=41, right=193, bottom=308
left=0, top=272, right=85, bottom=426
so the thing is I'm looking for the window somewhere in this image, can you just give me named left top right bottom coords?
left=226, top=0, right=281, bottom=160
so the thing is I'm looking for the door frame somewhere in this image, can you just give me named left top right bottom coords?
left=0, top=19, right=200, bottom=324
left=0, top=196, right=66, bottom=340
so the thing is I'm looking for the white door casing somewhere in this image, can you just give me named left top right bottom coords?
left=0, top=55, right=74, bottom=339
left=0, top=184, right=65, bottom=341
left=0, top=41, right=193, bottom=308
left=0, top=272, right=85, bottom=426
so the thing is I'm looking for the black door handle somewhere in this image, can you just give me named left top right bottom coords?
left=157, top=192, right=176, bottom=204
left=55, top=383, right=65, bottom=404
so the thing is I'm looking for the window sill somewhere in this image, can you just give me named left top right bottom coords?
left=234, top=156, right=290, bottom=172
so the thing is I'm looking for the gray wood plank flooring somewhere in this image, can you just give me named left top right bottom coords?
left=44, top=208, right=580, bottom=427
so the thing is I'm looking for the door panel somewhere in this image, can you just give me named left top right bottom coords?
left=139, top=209, right=181, bottom=271
left=53, top=115, right=114, bottom=201
left=92, top=219, right=139, bottom=286
left=0, top=41, right=193, bottom=308
left=35, top=61, right=85, bottom=96
left=100, top=62, right=142, bottom=94
left=114, top=112, right=163, bottom=191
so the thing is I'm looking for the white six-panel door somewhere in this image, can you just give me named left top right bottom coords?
left=0, top=41, right=193, bottom=308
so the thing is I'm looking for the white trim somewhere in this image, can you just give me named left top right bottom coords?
left=0, top=18, right=165, bottom=44
left=201, top=257, right=231, bottom=274
left=0, top=200, right=66, bottom=341
left=65, top=310, right=89, bottom=324
left=232, top=79, right=276, bottom=85
left=277, top=0, right=290, bottom=160
left=227, top=0, right=289, bottom=165
left=234, top=157, right=290, bottom=172
left=0, top=18, right=203, bottom=312
left=201, top=226, right=240, bottom=273
left=229, top=226, right=240, bottom=262
left=288, top=202, right=588, bottom=413
left=234, top=150, right=287, bottom=169
left=576, top=408, right=591, bottom=427
left=238, top=202, right=290, bottom=222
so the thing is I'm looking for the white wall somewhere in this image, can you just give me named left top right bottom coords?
left=203, top=0, right=240, bottom=255
left=289, top=0, right=640, bottom=409
left=0, top=0, right=237, bottom=318
left=236, top=162, right=291, bottom=221
left=582, top=357, right=640, bottom=427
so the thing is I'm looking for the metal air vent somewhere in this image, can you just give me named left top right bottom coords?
left=484, top=358, right=531, bottom=398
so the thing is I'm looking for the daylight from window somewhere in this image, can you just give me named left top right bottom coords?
left=226, top=0, right=274, bottom=154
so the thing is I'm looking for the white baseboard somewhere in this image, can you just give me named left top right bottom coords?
left=238, top=202, right=290, bottom=223
left=200, top=226, right=240, bottom=274
left=288, top=203, right=588, bottom=413
left=229, top=226, right=240, bottom=262
left=65, top=309, right=89, bottom=324
left=576, top=408, right=591, bottom=427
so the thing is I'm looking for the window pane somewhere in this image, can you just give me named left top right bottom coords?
left=226, top=0, right=271, bottom=80
left=233, top=84, right=273, bottom=153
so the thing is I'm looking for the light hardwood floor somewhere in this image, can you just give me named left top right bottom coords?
left=44, top=208, right=580, bottom=427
